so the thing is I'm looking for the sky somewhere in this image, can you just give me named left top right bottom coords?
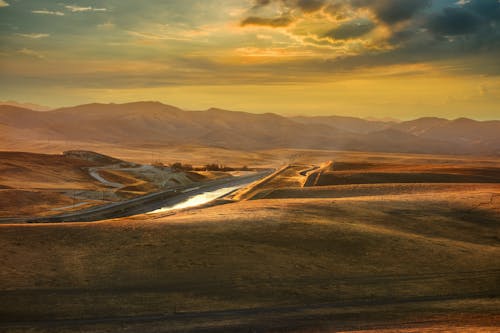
left=0, top=0, right=499, bottom=119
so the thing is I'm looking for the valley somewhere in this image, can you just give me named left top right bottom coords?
left=0, top=148, right=499, bottom=332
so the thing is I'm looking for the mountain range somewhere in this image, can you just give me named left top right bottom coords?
left=1, top=102, right=499, bottom=155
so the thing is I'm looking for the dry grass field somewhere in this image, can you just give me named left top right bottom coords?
left=0, top=140, right=280, bottom=167
left=0, top=151, right=113, bottom=217
left=308, top=161, right=500, bottom=186
left=0, top=148, right=499, bottom=332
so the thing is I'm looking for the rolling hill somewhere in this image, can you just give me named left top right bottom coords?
left=1, top=102, right=498, bottom=155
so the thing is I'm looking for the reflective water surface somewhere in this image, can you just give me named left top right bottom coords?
left=147, top=185, right=243, bottom=214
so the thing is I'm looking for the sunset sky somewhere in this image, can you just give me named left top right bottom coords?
left=0, top=0, right=499, bottom=119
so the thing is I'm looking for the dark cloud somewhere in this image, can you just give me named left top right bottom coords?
left=252, top=0, right=272, bottom=9
left=427, top=0, right=500, bottom=37
left=241, top=15, right=293, bottom=27
left=296, top=0, right=325, bottom=13
left=427, top=7, right=482, bottom=36
left=239, top=0, right=499, bottom=70
left=241, top=0, right=330, bottom=29
left=311, top=0, right=499, bottom=76
left=351, top=0, right=431, bottom=24
left=323, top=1, right=350, bottom=20
left=324, top=18, right=375, bottom=40
left=243, top=0, right=431, bottom=29
left=466, top=0, right=500, bottom=21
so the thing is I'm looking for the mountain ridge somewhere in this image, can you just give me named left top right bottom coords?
left=1, top=102, right=498, bottom=155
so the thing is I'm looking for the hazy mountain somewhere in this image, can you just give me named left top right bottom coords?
left=390, top=117, right=449, bottom=136
left=1, top=102, right=498, bottom=155
left=291, top=115, right=392, bottom=134
left=391, top=117, right=500, bottom=154
left=0, top=102, right=338, bottom=150
left=395, top=117, right=500, bottom=143
left=0, top=101, right=51, bottom=112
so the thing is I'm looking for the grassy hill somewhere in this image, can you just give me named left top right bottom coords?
left=0, top=151, right=499, bottom=332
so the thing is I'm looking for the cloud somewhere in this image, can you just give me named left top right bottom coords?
left=251, top=0, right=272, bottom=9
left=478, top=84, right=488, bottom=96
left=296, top=0, right=326, bottom=13
left=351, top=0, right=431, bottom=25
left=1, top=0, right=499, bottom=100
left=240, top=0, right=430, bottom=34
left=465, top=0, right=500, bottom=21
left=324, top=18, right=375, bottom=40
left=426, top=0, right=500, bottom=37
left=0, top=0, right=9, bottom=8
left=242, top=0, right=328, bottom=27
left=16, top=33, right=50, bottom=39
left=241, top=0, right=499, bottom=55
left=18, top=48, right=45, bottom=59
left=97, top=22, right=115, bottom=30
left=251, top=0, right=327, bottom=13
left=249, top=0, right=329, bottom=13
left=32, top=10, right=65, bottom=16
left=427, top=7, right=482, bottom=36
left=235, top=46, right=314, bottom=57
left=127, top=30, right=191, bottom=42
left=247, top=0, right=430, bottom=24
left=65, top=5, right=107, bottom=12
left=241, top=15, right=293, bottom=27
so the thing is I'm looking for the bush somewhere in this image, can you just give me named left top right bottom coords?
left=170, top=162, right=193, bottom=171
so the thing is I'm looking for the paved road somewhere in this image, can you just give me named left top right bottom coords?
left=0, top=170, right=274, bottom=224
left=88, top=167, right=123, bottom=188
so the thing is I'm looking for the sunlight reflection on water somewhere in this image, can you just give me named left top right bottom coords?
left=147, top=185, right=242, bottom=214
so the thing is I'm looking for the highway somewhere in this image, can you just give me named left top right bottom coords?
left=0, top=169, right=274, bottom=224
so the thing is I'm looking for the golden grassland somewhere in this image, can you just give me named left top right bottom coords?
left=0, top=152, right=109, bottom=217
left=0, top=148, right=499, bottom=332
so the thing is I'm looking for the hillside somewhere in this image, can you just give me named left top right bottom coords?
left=0, top=151, right=203, bottom=217
left=1, top=102, right=499, bottom=155
left=0, top=150, right=499, bottom=331
left=1, top=185, right=499, bottom=330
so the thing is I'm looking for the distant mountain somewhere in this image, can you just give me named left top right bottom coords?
left=0, top=102, right=498, bottom=155
left=0, top=102, right=337, bottom=150
left=390, top=117, right=500, bottom=154
left=395, top=117, right=500, bottom=143
left=390, top=117, right=450, bottom=136
left=291, top=115, right=392, bottom=134
left=0, top=101, right=51, bottom=111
